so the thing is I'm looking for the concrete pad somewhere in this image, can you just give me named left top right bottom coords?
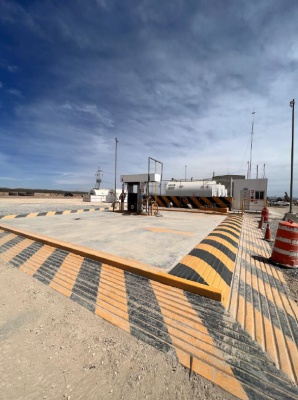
left=1, top=209, right=226, bottom=271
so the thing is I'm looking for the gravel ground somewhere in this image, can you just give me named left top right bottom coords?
left=266, top=212, right=298, bottom=300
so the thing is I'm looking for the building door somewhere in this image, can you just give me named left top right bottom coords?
left=240, top=189, right=250, bottom=210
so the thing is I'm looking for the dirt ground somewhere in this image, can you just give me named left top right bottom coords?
left=1, top=199, right=297, bottom=400
left=0, top=261, right=236, bottom=400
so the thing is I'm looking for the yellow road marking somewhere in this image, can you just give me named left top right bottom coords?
left=0, top=233, right=16, bottom=245
left=19, top=245, right=56, bottom=276
left=214, top=226, right=240, bottom=236
left=1, top=215, right=17, bottom=220
left=0, top=238, right=34, bottom=262
left=26, top=213, right=39, bottom=218
left=206, top=235, right=238, bottom=254
left=194, top=243, right=235, bottom=272
left=213, top=230, right=241, bottom=243
left=147, top=227, right=194, bottom=236
left=151, top=282, right=248, bottom=400
left=176, top=253, right=230, bottom=296
left=50, top=253, right=83, bottom=297
left=96, top=264, right=130, bottom=333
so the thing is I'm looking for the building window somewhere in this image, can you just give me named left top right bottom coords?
left=255, top=191, right=264, bottom=200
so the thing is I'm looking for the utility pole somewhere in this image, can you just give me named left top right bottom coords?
left=114, top=137, right=118, bottom=203
left=289, top=99, right=295, bottom=214
left=249, top=110, right=256, bottom=179
left=284, top=100, right=296, bottom=221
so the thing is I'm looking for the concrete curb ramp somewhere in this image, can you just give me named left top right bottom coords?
left=0, top=223, right=221, bottom=302
left=170, top=214, right=298, bottom=387
left=228, top=215, right=298, bottom=387
left=170, top=214, right=242, bottom=307
left=0, top=207, right=101, bottom=220
left=0, top=214, right=298, bottom=399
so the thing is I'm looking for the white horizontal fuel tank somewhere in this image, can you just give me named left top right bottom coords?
left=164, top=181, right=227, bottom=197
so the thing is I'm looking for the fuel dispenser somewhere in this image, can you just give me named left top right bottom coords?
left=127, top=183, right=143, bottom=213
left=120, top=173, right=161, bottom=214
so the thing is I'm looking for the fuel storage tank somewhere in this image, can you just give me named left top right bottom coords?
left=164, top=180, right=227, bottom=197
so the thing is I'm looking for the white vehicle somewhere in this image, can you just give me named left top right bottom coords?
left=275, top=201, right=290, bottom=207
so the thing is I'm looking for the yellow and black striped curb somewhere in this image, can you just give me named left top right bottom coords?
left=170, top=214, right=242, bottom=307
left=0, top=227, right=298, bottom=399
left=228, top=215, right=298, bottom=386
left=154, top=195, right=232, bottom=212
left=0, top=223, right=222, bottom=302
left=0, top=207, right=101, bottom=220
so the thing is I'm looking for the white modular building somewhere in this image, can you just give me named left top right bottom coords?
left=232, top=178, right=268, bottom=211
left=83, top=188, right=123, bottom=203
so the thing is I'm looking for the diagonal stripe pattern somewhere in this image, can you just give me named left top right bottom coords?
left=228, top=215, right=298, bottom=385
left=170, top=215, right=242, bottom=306
left=0, top=207, right=101, bottom=220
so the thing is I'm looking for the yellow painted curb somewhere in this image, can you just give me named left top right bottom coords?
left=158, top=208, right=230, bottom=216
left=0, top=223, right=222, bottom=302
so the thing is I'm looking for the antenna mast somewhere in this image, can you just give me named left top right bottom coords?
left=95, top=167, right=102, bottom=189
left=249, top=110, right=256, bottom=179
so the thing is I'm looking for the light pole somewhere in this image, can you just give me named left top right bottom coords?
left=114, top=137, right=118, bottom=203
left=249, top=111, right=256, bottom=179
left=185, top=165, right=187, bottom=181
left=289, top=99, right=295, bottom=214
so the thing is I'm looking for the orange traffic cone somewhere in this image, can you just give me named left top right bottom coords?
left=258, top=216, right=264, bottom=229
left=264, top=223, right=272, bottom=241
left=270, top=220, right=298, bottom=268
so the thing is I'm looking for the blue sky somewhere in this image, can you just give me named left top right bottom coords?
left=0, top=0, right=297, bottom=196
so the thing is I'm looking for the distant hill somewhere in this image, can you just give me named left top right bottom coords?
left=0, top=187, right=86, bottom=195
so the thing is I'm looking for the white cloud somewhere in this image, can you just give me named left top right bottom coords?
left=0, top=1, right=297, bottom=195
left=7, top=88, right=23, bottom=97
left=0, top=176, right=20, bottom=181
left=7, top=65, right=18, bottom=72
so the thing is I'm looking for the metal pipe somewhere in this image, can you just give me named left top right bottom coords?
left=148, top=156, right=163, bottom=197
